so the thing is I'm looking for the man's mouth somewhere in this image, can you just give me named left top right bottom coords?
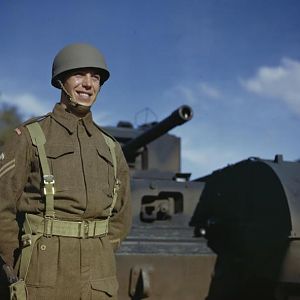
left=76, top=91, right=92, bottom=100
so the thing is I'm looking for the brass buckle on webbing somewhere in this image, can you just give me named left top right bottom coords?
left=21, top=234, right=32, bottom=248
left=78, top=220, right=90, bottom=238
left=113, top=179, right=121, bottom=195
left=43, top=175, right=55, bottom=195
left=44, top=216, right=54, bottom=238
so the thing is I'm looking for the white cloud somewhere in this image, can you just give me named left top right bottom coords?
left=198, top=82, right=221, bottom=99
left=181, top=143, right=240, bottom=177
left=165, top=84, right=199, bottom=104
left=0, top=92, right=50, bottom=118
left=164, top=81, right=222, bottom=106
left=241, top=58, right=300, bottom=115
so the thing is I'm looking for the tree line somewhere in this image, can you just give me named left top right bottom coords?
left=0, top=104, right=23, bottom=152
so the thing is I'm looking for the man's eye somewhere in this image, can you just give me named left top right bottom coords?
left=93, top=75, right=100, bottom=81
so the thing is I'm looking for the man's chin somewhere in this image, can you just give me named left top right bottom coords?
left=75, top=100, right=94, bottom=107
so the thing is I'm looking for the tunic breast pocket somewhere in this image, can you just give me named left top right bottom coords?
left=46, top=144, right=78, bottom=191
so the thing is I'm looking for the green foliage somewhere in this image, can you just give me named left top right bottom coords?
left=0, top=104, right=23, bottom=151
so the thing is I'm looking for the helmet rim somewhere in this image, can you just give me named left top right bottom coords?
left=51, top=43, right=110, bottom=88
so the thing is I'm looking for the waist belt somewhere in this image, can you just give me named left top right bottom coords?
left=26, top=214, right=108, bottom=238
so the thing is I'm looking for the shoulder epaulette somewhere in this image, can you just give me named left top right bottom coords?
left=14, top=114, right=51, bottom=136
left=21, top=113, right=51, bottom=127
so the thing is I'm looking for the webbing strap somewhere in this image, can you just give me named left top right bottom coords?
left=18, top=214, right=43, bottom=281
left=102, top=134, right=120, bottom=218
left=102, top=134, right=117, bottom=180
left=26, top=123, right=55, bottom=218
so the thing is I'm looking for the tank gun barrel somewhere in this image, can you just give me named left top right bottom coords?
left=122, top=105, right=193, bottom=162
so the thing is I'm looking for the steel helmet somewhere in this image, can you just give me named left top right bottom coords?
left=51, top=43, right=110, bottom=88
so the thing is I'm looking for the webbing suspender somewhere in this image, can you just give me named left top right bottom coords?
left=26, top=123, right=55, bottom=218
left=18, top=123, right=55, bottom=280
left=102, top=134, right=120, bottom=221
left=18, top=215, right=43, bottom=280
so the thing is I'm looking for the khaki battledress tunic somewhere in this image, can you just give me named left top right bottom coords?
left=0, top=103, right=132, bottom=299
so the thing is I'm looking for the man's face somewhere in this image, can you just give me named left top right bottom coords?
left=63, top=68, right=101, bottom=107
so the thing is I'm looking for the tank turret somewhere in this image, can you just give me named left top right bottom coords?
left=122, top=105, right=192, bottom=163
left=105, top=105, right=194, bottom=176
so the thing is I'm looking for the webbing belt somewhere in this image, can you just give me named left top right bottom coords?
left=26, top=214, right=108, bottom=238
left=19, top=214, right=109, bottom=281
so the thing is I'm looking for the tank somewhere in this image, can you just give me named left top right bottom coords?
left=104, top=105, right=300, bottom=300
left=103, top=105, right=216, bottom=300
left=190, top=155, right=300, bottom=299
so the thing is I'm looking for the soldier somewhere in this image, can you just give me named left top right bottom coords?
left=0, top=43, right=132, bottom=299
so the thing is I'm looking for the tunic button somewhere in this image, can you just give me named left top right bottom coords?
left=40, top=244, right=47, bottom=251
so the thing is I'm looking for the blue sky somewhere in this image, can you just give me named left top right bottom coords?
left=1, top=0, right=300, bottom=178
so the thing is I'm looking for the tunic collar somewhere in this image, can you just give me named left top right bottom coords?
left=51, top=103, right=94, bottom=135
left=50, top=103, right=113, bottom=164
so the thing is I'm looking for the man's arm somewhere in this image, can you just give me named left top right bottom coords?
left=0, top=128, right=31, bottom=267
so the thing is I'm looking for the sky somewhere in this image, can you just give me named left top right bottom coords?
left=0, top=0, right=300, bottom=178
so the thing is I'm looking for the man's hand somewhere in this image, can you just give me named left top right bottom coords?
left=2, top=264, right=18, bottom=285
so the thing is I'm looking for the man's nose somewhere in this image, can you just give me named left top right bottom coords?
left=82, top=74, right=92, bottom=87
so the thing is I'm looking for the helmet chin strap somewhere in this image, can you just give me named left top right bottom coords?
left=58, top=80, right=91, bottom=115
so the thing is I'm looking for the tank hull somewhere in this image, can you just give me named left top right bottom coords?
left=116, top=247, right=216, bottom=299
